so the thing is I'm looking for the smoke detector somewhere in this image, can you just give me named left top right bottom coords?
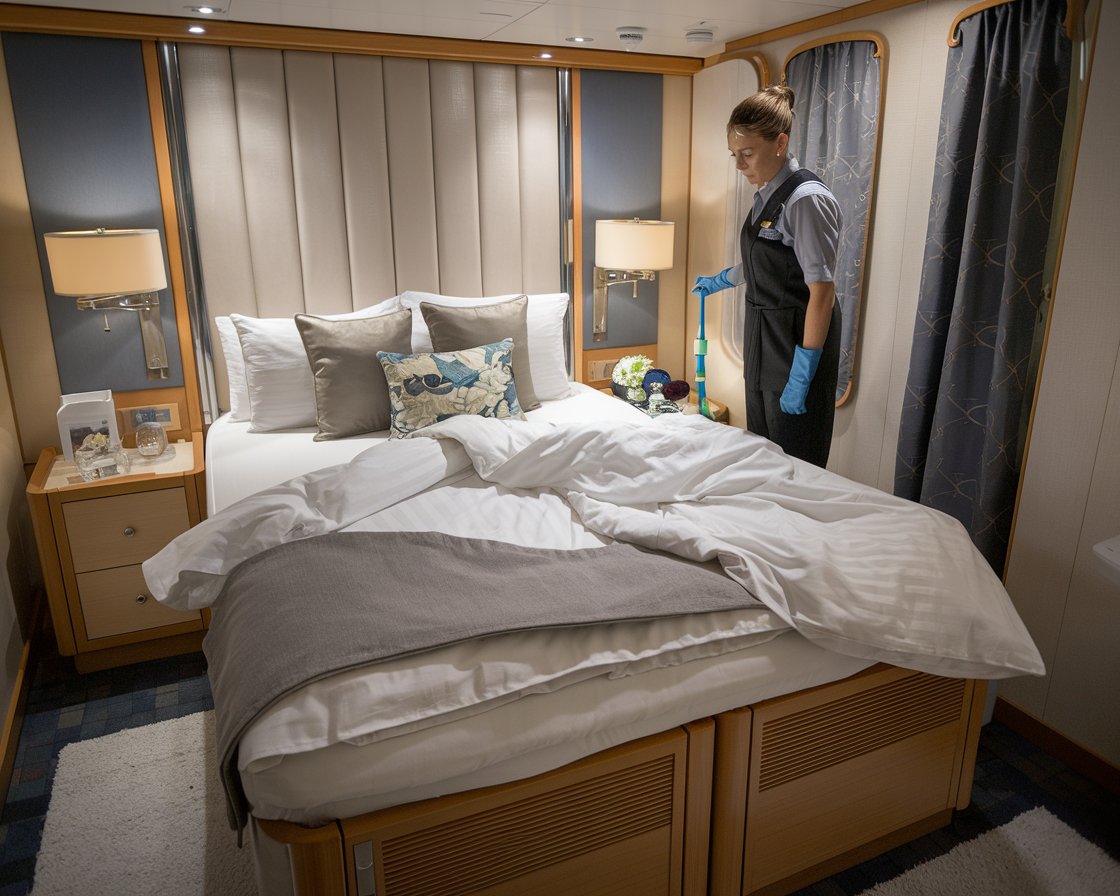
left=616, top=26, right=645, bottom=51
left=686, top=29, right=715, bottom=46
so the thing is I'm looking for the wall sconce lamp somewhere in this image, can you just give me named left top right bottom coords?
left=593, top=218, right=674, bottom=343
left=44, top=228, right=170, bottom=380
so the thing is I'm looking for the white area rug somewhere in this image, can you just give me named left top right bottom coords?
left=32, top=711, right=255, bottom=896
left=859, top=806, right=1120, bottom=896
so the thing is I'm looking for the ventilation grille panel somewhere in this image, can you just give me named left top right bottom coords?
left=379, top=755, right=676, bottom=896
left=758, top=674, right=965, bottom=791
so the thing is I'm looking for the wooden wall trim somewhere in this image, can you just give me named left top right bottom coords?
left=140, top=40, right=203, bottom=436
left=0, top=590, right=42, bottom=805
left=994, top=697, right=1120, bottom=796
left=0, top=4, right=701, bottom=75
left=723, top=0, right=924, bottom=53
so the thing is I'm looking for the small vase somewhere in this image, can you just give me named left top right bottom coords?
left=134, top=421, right=169, bottom=457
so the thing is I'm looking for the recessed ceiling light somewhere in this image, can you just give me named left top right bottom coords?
left=188, top=24, right=206, bottom=34
left=188, top=5, right=222, bottom=13
left=565, top=36, right=593, bottom=44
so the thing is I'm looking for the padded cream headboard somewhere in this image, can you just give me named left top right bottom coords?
left=175, top=45, right=562, bottom=411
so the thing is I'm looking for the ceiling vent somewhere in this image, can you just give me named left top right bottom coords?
left=616, top=26, right=645, bottom=51
left=686, top=29, right=715, bottom=45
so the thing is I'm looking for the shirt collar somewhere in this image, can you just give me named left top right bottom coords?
left=756, top=156, right=801, bottom=208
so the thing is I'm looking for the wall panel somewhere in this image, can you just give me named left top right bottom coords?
left=0, top=36, right=61, bottom=461
left=579, top=69, right=663, bottom=350
left=431, top=60, right=484, bottom=297
left=285, top=50, right=351, bottom=316
left=475, top=63, right=524, bottom=296
left=3, top=32, right=184, bottom=393
left=334, top=54, right=396, bottom=305
left=516, top=66, right=561, bottom=297
left=177, top=48, right=563, bottom=411
left=230, top=47, right=304, bottom=316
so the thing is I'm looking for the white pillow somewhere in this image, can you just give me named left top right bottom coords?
left=400, top=291, right=571, bottom=401
left=227, top=297, right=402, bottom=432
left=215, top=316, right=251, bottom=421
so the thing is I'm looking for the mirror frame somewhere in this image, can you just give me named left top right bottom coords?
left=783, top=32, right=887, bottom=406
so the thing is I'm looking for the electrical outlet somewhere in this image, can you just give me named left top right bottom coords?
left=590, top=359, right=618, bottom=381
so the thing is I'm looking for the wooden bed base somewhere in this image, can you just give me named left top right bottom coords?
left=255, top=666, right=986, bottom=896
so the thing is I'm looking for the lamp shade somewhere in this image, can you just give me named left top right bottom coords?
left=595, top=219, right=675, bottom=271
left=44, top=229, right=167, bottom=297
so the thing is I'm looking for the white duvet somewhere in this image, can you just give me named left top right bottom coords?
left=146, top=412, right=1044, bottom=683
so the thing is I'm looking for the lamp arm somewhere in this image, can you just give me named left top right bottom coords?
left=592, top=267, right=660, bottom=343
left=75, top=291, right=161, bottom=312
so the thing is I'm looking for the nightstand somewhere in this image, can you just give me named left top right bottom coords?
left=27, top=437, right=208, bottom=672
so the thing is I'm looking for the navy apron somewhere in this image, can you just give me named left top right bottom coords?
left=741, top=169, right=841, bottom=467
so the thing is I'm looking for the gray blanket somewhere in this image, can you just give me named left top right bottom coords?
left=205, top=530, right=759, bottom=835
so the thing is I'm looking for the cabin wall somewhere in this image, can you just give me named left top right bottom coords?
left=999, top=0, right=1119, bottom=765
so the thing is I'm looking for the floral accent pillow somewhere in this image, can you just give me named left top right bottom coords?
left=377, top=339, right=524, bottom=438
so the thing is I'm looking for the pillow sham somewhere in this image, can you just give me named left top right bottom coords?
left=420, top=296, right=540, bottom=411
left=400, top=291, right=571, bottom=401
left=226, top=297, right=401, bottom=432
left=377, top=339, right=523, bottom=439
left=295, top=309, right=413, bottom=440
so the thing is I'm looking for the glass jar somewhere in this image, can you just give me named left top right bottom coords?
left=645, top=381, right=681, bottom=417
left=134, top=421, right=169, bottom=457
left=74, top=443, right=131, bottom=481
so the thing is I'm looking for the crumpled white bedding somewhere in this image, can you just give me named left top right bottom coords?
left=147, top=411, right=1044, bottom=682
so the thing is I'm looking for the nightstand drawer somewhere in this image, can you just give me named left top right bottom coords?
left=63, top=488, right=190, bottom=573
left=76, top=564, right=202, bottom=640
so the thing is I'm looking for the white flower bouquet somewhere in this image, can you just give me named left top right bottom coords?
left=611, top=355, right=653, bottom=403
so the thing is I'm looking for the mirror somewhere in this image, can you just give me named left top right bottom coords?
left=784, top=34, right=886, bottom=405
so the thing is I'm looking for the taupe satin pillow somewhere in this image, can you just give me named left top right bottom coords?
left=420, top=296, right=540, bottom=410
left=295, top=309, right=413, bottom=440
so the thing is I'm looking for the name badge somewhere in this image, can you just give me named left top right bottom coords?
left=758, top=225, right=782, bottom=240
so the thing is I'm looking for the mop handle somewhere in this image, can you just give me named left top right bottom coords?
left=695, top=293, right=710, bottom=418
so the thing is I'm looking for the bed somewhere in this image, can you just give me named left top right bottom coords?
left=145, top=292, right=1042, bottom=896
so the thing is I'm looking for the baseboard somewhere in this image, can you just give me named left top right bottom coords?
left=993, top=697, right=1120, bottom=797
left=0, top=589, right=43, bottom=805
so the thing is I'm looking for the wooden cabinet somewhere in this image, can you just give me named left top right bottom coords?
left=27, top=437, right=209, bottom=672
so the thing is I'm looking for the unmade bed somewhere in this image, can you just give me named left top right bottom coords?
left=147, top=305, right=1043, bottom=895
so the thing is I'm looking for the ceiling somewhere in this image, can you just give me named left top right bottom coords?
left=6, top=0, right=867, bottom=58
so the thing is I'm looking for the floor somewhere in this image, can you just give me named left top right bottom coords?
left=1, top=643, right=1117, bottom=896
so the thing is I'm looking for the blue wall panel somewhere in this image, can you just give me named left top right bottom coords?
left=3, top=32, right=184, bottom=392
left=580, top=70, right=663, bottom=350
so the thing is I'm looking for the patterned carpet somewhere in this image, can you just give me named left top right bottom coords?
left=1, top=643, right=1117, bottom=896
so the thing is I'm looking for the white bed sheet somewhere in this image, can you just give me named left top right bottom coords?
left=205, top=382, right=643, bottom=515
left=242, top=629, right=872, bottom=825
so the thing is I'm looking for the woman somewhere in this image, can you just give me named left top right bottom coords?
left=693, top=84, right=842, bottom=468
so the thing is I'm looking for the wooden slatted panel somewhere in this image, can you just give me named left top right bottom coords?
left=378, top=755, right=676, bottom=896
left=757, top=673, right=966, bottom=791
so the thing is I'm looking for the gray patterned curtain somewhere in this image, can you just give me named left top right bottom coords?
left=786, top=40, right=881, bottom=403
left=895, top=0, right=1071, bottom=572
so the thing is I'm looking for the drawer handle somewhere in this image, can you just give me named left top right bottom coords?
left=135, top=594, right=148, bottom=605
left=123, top=527, right=136, bottom=537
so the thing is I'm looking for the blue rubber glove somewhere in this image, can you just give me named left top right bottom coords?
left=780, top=346, right=822, bottom=415
left=691, top=267, right=735, bottom=298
